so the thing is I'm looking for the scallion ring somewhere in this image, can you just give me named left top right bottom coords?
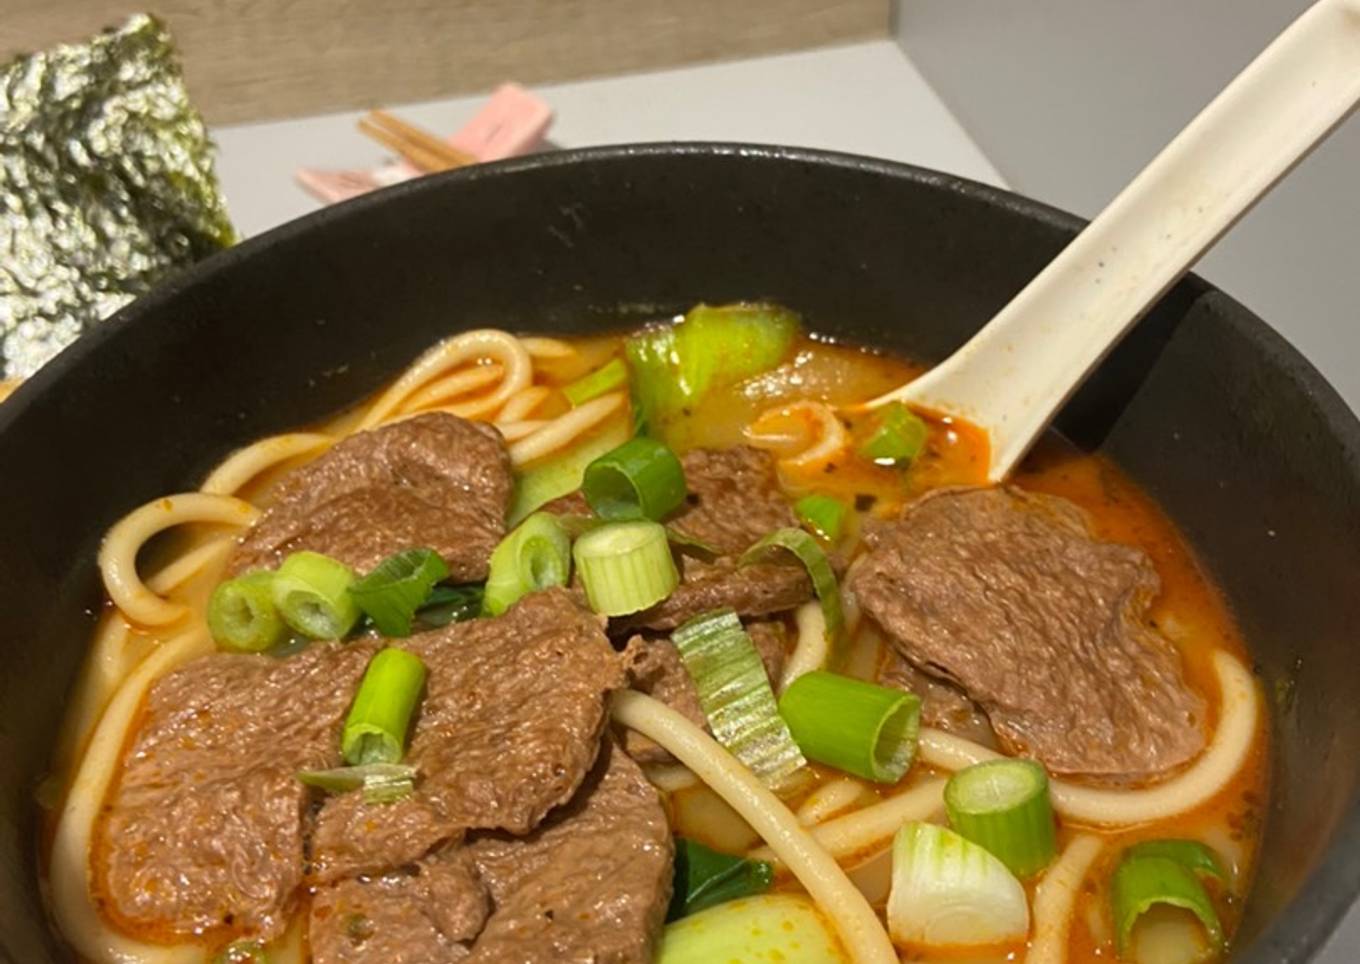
left=583, top=436, right=688, bottom=521
left=1112, top=853, right=1225, bottom=956
left=342, top=647, right=427, bottom=766
left=944, top=758, right=1057, bottom=878
left=740, top=528, right=844, bottom=660
left=482, top=512, right=572, bottom=616
left=573, top=520, right=679, bottom=616
left=794, top=494, right=849, bottom=543
left=777, top=671, right=920, bottom=784
left=296, top=762, right=418, bottom=804
left=350, top=547, right=449, bottom=637
left=207, top=571, right=287, bottom=652
left=858, top=401, right=928, bottom=465
left=271, top=550, right=361, bottom=640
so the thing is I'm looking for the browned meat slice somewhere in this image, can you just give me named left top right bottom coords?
left=617, top=619, right=788, bottom=765
left=623, top=446, right=811, bottom=630
left=228, top=413, right=512, bottom=580
left=463, top=739, right=672, bottom=963
left=850, top=486, right=1205, bottom=780
left=94, top=641, right=376, bottom=942
left=310, top=848, right=488, bottom=964
left=877, top=647, right=999, bottom=749
left=311, top=589, right=624, bottom=881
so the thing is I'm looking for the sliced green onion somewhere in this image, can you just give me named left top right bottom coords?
left=1125, top=839, right=1228, bottom=883
left=740, top=528, right=844, bottom=660
left=342, top=648, right=427, bottom=766
left=667, top=838, right=774, bottom=921
left=296, top=762, right=418, bottom=805
left=672, top=609, right=809, bottom=795
left=1112, top=854, right=1225, bottom=957
left=415, top=584, right=484, bottom=628
left=207, top=571, right=286, bottom=652
left=887, top=822, right=1029, bottom=950
left=777, top=671, right=920, bottom=784
left=657, top=894, right=843, bottom=964
left=944, top=759, right=1056, bottom=879
left=213, top=940, right=270, bottom=964
left=858, top=401, right=929, bottom=465
left=509, top=418, right=633, bottom=525
left=583, top=436, right=688, bottom=521
left=271, top=551, right=361, bottom=640
left=482, top=512, right=572, bottom=616
left=625, top=325, right=685, bottom=438
left=564, top=356, right=629, bottom=406
left=666, top=526, right=720, bottom=559
left=795, top=494, right=849, bottom=543
left=349, top=548, right=449, bottom=637
left=573, top=520, right=679, bottom=616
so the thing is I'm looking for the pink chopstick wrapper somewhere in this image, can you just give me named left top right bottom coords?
left=296, top=83, right=554, bottom=204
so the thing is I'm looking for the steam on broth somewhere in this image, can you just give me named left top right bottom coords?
left=43, top=304, right=1266, bottom=964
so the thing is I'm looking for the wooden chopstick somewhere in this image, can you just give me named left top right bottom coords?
left=358, top=110, right=476, bottom=173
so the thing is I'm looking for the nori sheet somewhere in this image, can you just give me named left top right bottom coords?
left=0, top=14, right=235, bottom=379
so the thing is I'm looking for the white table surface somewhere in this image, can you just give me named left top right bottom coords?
left=212, top=38, right=1357, bottom=962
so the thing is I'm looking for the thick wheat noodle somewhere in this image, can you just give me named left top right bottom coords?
left=746, top=400, right=848, bottom=470
left=396, top=363, right=505, bottom=414
left=780, top=600, right=829, bottom=692
left=497, top=384, right=552, bottom=421
left=145, top=539, right=236, bottom=595
left=1028, top=835, right=1104, bottom=963
left=612, top=690, right=897, bottom=964
left=50, top=627, right=215, bottom=964
left=507, top=392, right=625, bottom=465
left=750, top=777, right=946, bottom=864
left=98, top=495, right=259, bottom=627
left=520, top=336, right=576, bottom=359
left=199, top=433, right=334, bottom=497
left=796, top=777, right=868, bottom=827
left=358, top=330, right=532, bottom=429
left=495, top=420, right=548, bottom=442
left=918, top=650, right=1258, bottom=826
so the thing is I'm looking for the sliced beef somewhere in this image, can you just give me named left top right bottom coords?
left=228, top=413, right=512, bottom=580
left=463, top=738, right=673, bottom=963
left=877, top=647, right=998, bottom=749
left=850, top=486, right=1205, bottom=780
left=311, top=589, right=624, bottom=881
left=309, top=848, right=488, bottom=964
left=95, top=641, right=377, bottom=941
left=623, top=446, right=811, bottom=630
left=618, top=619, right=788, bottom=765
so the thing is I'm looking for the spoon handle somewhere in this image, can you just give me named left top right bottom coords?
left=876, top=0, right=1360, bottom=482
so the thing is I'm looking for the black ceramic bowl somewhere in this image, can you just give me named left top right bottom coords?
left=2, top=144, right=1358, bottom=962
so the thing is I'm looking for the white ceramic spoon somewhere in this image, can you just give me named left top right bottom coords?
left=867, top=0, right=1360, bottom=482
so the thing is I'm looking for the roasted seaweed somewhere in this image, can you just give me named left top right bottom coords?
left=0, top=14, right=234, bottom=379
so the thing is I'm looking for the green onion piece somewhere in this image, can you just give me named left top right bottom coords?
left=943, top=759, right=1057, bottom=879
left=740, top=528, right=844, bottom=661
left=415, top=584, right=484, bottom=628
left=573, top=520, right=679, bottom=616
left=777, top=671, right=920, bottom=784
left=482, top=512, right=572, bottom=616
left=349, top=548, right=449, bottom=637
left=672, top=609, right=809, bottom=795
left=858, top=401, right=929, bottom=465
left=564, top=356, right=629, bottom=406
left=794, top=494, right=848, bottom=543
left=625, top=325, right=686, bottom=438
left=666, top=526, right=720, bottom=559
left=1125, top=839, right=1228, bottom=883
left=1112, top=855, right=1225, bottom=957
left=213, top=940, right=270, bottom=964
left=296, top=762, right=418, bottom=804
left=657, top=894, right=844, bottom=964
left=887, top=822, right=1029, bottom=950
left=271, top=551, right=361, bottom=640
left=342, top=648, right=427, bottom=766
left=207, top=571, right=286, bottom=652
left=583, top=436, right=688, bottom=521
left=667, top=838, right=774, bottom=921
left=508, top=418, right=633, bottom=525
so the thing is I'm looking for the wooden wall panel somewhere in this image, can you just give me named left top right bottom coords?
left=2, top=0, right=888, bottom=124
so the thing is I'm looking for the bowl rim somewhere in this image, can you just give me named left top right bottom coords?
left=5, top=141, right=1359, bottom=962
